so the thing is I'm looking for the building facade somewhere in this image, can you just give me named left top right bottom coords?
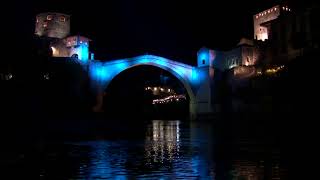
left=35, top=12, right=70, bottom=39
left=35, top=13, right=92, bottom=62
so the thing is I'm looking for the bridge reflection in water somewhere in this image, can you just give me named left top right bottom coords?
left=31, top=120, right=286, bottom=179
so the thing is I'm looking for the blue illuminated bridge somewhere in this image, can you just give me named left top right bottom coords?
left=85, top=49, right=218, bottom=119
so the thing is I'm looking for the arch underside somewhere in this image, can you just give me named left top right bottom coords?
left=107, top=63, right=195, bottom=102
left=91, top=55, right=197, bottom=103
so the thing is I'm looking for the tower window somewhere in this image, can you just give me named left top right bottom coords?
left=47, top=15, right=52, bottom=21
left=202, top=60, right=205, bottom=65
left=60, top=16, right=66, bottom=22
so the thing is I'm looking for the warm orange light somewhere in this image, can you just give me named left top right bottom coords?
left=60, top=16, right=66, bottom=22
left=47, top=15, right=52, bottom=21
left=51, top=46, right=58, bottom=56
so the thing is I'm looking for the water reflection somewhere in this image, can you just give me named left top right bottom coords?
left=87, top=141, right=127, bottom=179
left=10, top=119, right=287, bottom=179
left=144, top=120, right=180, bottom=164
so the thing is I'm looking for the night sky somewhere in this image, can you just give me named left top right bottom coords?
left=5, top=0, right=302, bottom=65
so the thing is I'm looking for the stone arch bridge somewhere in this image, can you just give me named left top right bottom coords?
left=87, top=53, right=217, bottom=119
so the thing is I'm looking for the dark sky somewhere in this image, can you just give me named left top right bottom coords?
left=5, top=0, right=297, bottom=65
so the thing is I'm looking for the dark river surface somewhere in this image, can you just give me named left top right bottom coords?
left=2, top=115, right=289, bottom=179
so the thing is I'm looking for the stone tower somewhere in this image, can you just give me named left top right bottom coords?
left=35, top=12, right=70, bottom=39
left=253, top=4, right=292, bottom=41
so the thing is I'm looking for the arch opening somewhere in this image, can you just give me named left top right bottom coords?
left=100, top=64, right=193, bottom=119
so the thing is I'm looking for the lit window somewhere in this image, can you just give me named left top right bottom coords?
left=286, top=7, right=288, bottom=11
left=47, top=15, right=52, bottom=21
left=80, top=41, right=83, bottom=44
left=43, top=22, right=48, bottom=28
left=264, top=12, right=267, bottom=15
left=282, top=7, right=285, bottom=10
left=60, top=16, right=66, bottom=22
left=271, top=9, right=273, bottom=12
left=268, top=10, right=270, bottom=13
left=274, top=7, right=277, bottom=11
left=36, top=18, right=39, bottom=23
left=256, top=15, right=258, bottom=19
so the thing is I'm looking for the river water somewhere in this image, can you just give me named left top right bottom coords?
left=3, top=117, right=288, bottom=180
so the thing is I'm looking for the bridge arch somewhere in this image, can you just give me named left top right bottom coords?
left=89, top=55, right=199, bottom=112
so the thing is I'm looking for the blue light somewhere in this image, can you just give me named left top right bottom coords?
left=136, top=57, right=150, bottom=64
left=77, top=44, right=89, bottom=63
left=191, top=68, right=199, bottom=82
left=173, top=66, right=187, bottom=77
left=114, top=61, right=129, bottom=72
left=90, top=64, right=110, bottom=81
left=200, top=52, right=207, bottom=61
left=154, top=58, right=168, bottom=67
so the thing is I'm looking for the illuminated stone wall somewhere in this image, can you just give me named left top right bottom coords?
left=35, top=12, right=70, bottom=39
left=50, top=36, right=90, bottom=62
left=253, top=4, right=293, bottom=41
left=241, top=45, right=260, bottom=66
left=253, top=5, right=281, bottom=41
left=202, top=45, right=260, bottom=71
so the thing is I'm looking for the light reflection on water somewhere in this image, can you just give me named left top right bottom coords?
left=34, top=120, right=287, bottom=179
left=144, top=120, right=180, bottom=164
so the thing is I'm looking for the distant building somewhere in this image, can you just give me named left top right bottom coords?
left=51, top=35, right=91, bottom=62
left=198, top=2, right=319, bottom=71
left=35, top=12, right=93, bottom=62
left=197, top=39, right=260, bottom=71
left=35, top=12, right=70, bottom=39
left=262, top=4, right=319, bottom=63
